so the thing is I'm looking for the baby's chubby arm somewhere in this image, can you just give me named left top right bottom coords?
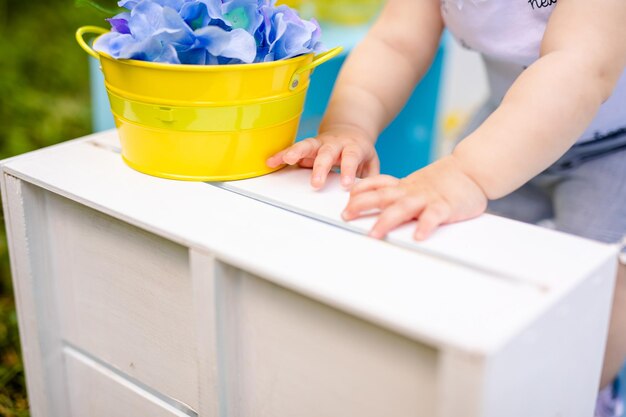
left=345, top=0, right=626, bottom=240
left=267, top=0, right=444, bottom=189
left=455, top=0, right=626, bottom=199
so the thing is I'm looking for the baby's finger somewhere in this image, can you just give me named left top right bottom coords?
left=266, top=149, right=289, bottom=168
left=414, top=202, right=451, bottom=241
left=356, top=165, right=364, bottom=179
left=283, top=138, right=321, bottom=165
left=342, top=187, right=406, bottom=220
left=350, top=175, right=400, bottom=195
left=298, top=157, right=316, bottom=168
left=311, top=143, right=342, bottom=189
left=339, top=145, right=364, bottom=189
left=360, top=156, right=380, bottom=179
left=369, top=196, right=426, bottom=239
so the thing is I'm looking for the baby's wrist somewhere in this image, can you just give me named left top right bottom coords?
left=445, top=154, right=490, bottom=202
left=318, top=121, right=377, bottom=145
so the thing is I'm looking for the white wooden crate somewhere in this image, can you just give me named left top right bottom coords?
left=0, top=130, right=619, bottom=417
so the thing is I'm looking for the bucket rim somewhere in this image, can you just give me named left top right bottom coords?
left=96, top=35, right=315, bottom=72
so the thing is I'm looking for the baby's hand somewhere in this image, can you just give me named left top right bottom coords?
left=342, top=156, right=488, bottom=240
left=266, top=125, right=379, bottom=190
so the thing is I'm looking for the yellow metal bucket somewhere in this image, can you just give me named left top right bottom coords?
left=76, top=26, right=342, bottom=181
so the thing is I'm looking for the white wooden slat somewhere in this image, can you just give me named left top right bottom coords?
left=0, top=175, right=70, bottom=417
left=2, top=132, right=615, bottom=354
left=217, top=167, right=613, bottom=288
left=189, top=249, right=223, bottom=417
left=44, top=191, right=199, bottom=411
left=64, top=346, right=192, bottom=417
left=479, top=259, right=616, bottom=417
left=437, top=350, right=484, bottom=417
left=437, top=261, right=617, bottom=417
left=0, top=175, right=50, bottom=417
left=434, top=261, right=617, bottom=417
left=91, top=130, right=617, bottom=288
left=213, top=262, right=439, bottom=417
left=0, top=137, right=550, bottom=354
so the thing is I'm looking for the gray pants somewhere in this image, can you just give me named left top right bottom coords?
left=460, top=103, right=626, bottom=260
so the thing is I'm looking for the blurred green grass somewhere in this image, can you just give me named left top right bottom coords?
left=0, top=1, right=116, bottom=415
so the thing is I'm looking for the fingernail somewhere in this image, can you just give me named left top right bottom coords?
left=341, top=210, right=351, bottom=220
left=341, top=176, right=353, bottom=188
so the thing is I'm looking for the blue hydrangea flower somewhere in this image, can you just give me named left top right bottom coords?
left=179, top=0, right=228, bottom=31
left=223, top=0, right=264, bottom=33
left=257, top=4, right=322, bottom=62
left=93, top=0, right=325, bottom=65
left=107, top=11, right=131, bottom=34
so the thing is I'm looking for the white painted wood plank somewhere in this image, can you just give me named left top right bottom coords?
left=437, top=350, right=484, bottom=417
left=479, top=260, right=616, bottom=417
left=0, top=175, right=51, bottom=417
left=215, top=263, right=439, bottom=417
left=436, top=261, right=616, bottom=417
left=0, top=175, right=71, bottom=417
left=189, top=250, right=222, bottom=417
left=91, top=130, right=617, bottom=288
left=0, top=131, right=616, bottom=356
left=218, top=167, right=614, bottom=288
left=1, top=138, right=546, bottom=354
left=45, top=192, right=199, bottom=411
left=64, top=347, right=192, bottom=417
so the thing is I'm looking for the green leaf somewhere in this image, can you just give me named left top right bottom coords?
left=74, top=0, right=124, bottom=17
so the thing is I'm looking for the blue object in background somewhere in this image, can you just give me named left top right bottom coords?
left=90, top=57, right=115, bottom=132
left=89, top=25, right=445, bottom=179
left=378, top=49, right=443, bottom=177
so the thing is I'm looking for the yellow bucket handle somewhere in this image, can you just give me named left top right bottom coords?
left=76, top=26, right=109, bottom=60
left=290, top=46, right=344, bottom=90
